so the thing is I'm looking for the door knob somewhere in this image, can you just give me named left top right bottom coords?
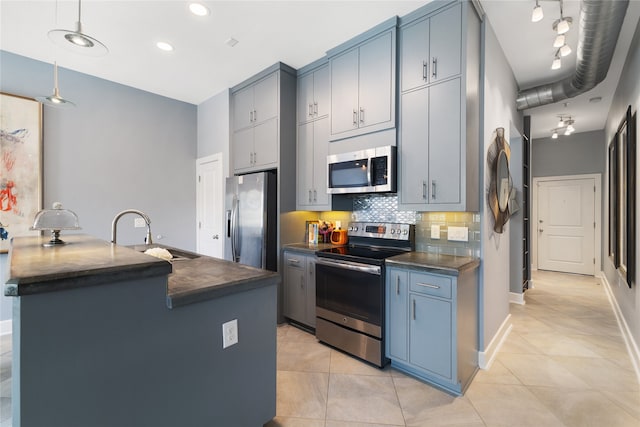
left=212, top=234, right=219, bottom=239
left=539, top=229, right=544, bottom=233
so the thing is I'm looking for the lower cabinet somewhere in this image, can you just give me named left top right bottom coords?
left=283, top=250, right=316, bottom=328
left=385, top=265, right=478, bottom=395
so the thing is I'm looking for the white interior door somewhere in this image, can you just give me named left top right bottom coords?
left=196, top=154, right=223, bottom=258
left=537, top=177, right=596, bottom=275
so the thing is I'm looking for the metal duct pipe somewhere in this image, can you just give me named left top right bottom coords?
left=516, top=0, right=629, bottom=110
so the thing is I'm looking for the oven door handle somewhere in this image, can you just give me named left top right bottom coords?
left=316, top=258, right=381, bottom=275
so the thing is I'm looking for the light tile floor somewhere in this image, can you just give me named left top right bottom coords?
left=266, top=270, right=640, bottom=427
left=1, top=271, right=638, bottom=426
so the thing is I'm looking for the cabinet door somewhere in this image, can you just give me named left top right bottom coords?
left=409, top=294, right=452, bottom=379
left=233, top=127, right=254, bottom=172
left=314, top=65, right=330, bottom=119
left=399, top=87, right=429, bottom=205
left=253, top=118, right=279, bottom=169
left=232, top=86, right=254, bottom=131
left=401, top=18, right=429, bottom=92
left=430, top=4, right=462, bottom=83
left=253, top=73, right=278, bottom=125
left=330, top=48, right=359, bottom=136
left=297, top=122, right=313, bottom=208
left=429, top=78, right=461, bottom=204
left=312, top=117, right=330, bottom=208
left=358, top=31, right=393, bottom=131
left=283, top=253, right=306, bottom=323
left=305, top=257, right=317, bottom=328
left=297, top=73, right=314, bottom=124
left=387, top=268, right=408, bottom=361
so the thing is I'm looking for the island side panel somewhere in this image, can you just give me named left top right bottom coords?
left=13, top=275, right=277, bottom=427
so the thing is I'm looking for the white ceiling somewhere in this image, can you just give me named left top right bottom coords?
left=1, top=0, right=639, bottom=139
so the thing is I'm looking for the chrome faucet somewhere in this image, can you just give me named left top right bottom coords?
left=111, top=209, right=153, bottom=245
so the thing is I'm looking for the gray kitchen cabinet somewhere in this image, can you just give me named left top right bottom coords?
left=283, top=250, right=317, bottom=328
left=328, top=18, right=396, bottom=141
left=297, top=64, right=329, bottom=124
left=398, top=1, right=480, bottom=211
left=400, top=3, right=462, bottom=92
left=231, top=63, right=296, bottom=175
left=297, top=117, right=330, bottom=210
left=385, top=264, right=478, bottom=395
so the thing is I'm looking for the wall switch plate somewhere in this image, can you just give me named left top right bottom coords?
left=134, top=218, right=146, bottom=228
left=448, top=226, right=469, bottom=242
left=430, top=225, right=441, bottom=239
left=222, top=319, right=238, bottom=349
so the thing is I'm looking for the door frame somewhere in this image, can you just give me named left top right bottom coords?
left=532, top=173, right=602, bottom=274
left=196, top=152, right=224, bottom=256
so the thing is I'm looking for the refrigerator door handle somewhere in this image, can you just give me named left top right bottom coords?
left=230, top=196, right=239, bottom=262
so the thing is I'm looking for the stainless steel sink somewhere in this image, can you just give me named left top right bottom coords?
left=164, top=248, right=200, bottom=261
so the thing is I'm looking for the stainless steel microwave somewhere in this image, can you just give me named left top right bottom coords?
left=327, top=146, right=396, bottom=194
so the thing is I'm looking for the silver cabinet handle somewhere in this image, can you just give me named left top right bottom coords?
left=359, top=107, right=365, bottom=124
left=412, top=298, right=416, bottom=320
left=212, top=234, right=219, bottom=240
left=253, top=109, right=257, bottom=122
left=422, top=181, right=427, bottom=199
left=314, top=101, right=318, bottom=115
left=416, top=282, right=440, bottom=289
left=431, top=180, right=436, bottom=199
left=313, top=189, right=317, bottom=202
left=287, top=258, right=300, bottom=264
left=422, top=60, right=428, bottom=81
left=249, top=110, right=253, bottom=122
left=309, top=190, right=312, bottom=203
left=353, top=109, right=358, bottom=126
left=253, top=152, right=257, bottom=164
left=432, top=57, right=437, bottom=79
left=309, top=103, right=313, bottom=117
left=396, top=275, right=400, bottom=295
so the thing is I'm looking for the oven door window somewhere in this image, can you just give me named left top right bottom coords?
left=328, top=158, right=369, bottom=189
left=316, top=262, right=382, bottom=327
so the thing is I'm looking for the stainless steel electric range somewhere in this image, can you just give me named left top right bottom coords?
left=315, top=222, right=415, bottom=367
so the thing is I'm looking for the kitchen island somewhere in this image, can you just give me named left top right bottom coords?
left=5, top=234, right=279, bottom=427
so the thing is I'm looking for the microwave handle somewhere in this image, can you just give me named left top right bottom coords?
left=367, top=157, right=372, bottom=187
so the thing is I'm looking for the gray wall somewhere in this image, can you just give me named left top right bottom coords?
left=532, top=129, right=605, bottom=178
left=480, top=19, right=522, bottom=353
left=0, top=51, right=197, bottom=322
left=603, top=18, right=640, bottom=348
left=197, top=88, right=231, bottom=177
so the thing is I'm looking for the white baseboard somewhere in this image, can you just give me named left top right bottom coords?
left=509, top=292, right=526, bottom=305
left=478, top=314, right=512, bottom=370
left=0, top=319, right=12, bottom=336
left=600, top=272, right=640, bottom=385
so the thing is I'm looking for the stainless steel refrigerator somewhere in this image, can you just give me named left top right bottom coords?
left=224, top=170, right=277, bottom=271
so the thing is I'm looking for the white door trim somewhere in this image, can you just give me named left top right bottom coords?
left=532, top=173, right=601, bottom=274
left=196, top=153, right=224, bottom=256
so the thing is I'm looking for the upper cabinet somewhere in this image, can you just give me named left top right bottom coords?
left=328, top=18, right=397, bottom=142
left=231, top=63, right=297, bottom=175
left=401, top=4, right=462, bottom=92
left=297, top=65, right=329, bottom=125
left=398, top=2, right=480, bottom=212
left=296, top=61, right=331, bottom=211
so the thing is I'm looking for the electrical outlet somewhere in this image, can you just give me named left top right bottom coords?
left=448, top=226, right=469, bottom=242
left=222, top=319, right=238, bottom=349
left=134, top=218, right=146, bottom=228
left=430, top=224, right=441, bottom=239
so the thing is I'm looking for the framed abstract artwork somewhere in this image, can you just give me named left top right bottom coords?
left=0, top=92, right=43, bottom=253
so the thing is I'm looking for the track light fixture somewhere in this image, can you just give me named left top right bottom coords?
left=531, top=0, right=544, bottom=22
left=551, top=116, right=576, bottom=138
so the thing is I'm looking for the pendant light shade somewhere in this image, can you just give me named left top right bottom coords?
left=48, top=0, right=108, bottom=56
left=551, top=131, right=558, bottom=139
left=553, top=34, right=565, bottom=48
left=531, top=1, right=544, bottom=22
left=551, top=56, right=561, bottom=70
left=36, top=62, right=75, bottom=108
left=560, top=44, right=572, bottom=56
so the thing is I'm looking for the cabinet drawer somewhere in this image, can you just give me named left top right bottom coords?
left=409, top=272, right=451, bottom=299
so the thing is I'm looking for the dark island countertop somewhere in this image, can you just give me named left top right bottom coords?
left=5, top=235, right=279, bottom=309
left=386, top=251, right=480, bottom=276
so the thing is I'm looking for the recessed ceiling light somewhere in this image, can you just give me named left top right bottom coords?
left=156, top=41, right=174, bottom=52
left=225, top=37, right=239, bottom=47
left=189, top=3, right=210, bottom=16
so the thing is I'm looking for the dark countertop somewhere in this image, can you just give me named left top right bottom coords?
left=282, top=242, right=341, bottom=254
left=5, top=235, right=280, bottom=309
left=386, top=252, right=480, bottom=276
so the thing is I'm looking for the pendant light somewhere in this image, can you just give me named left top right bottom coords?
left=553, top=0, right=572, bottom=35
left=48, top=0, right=108, bottom=56
left=551, top=53, right=561, bottom=70
left=36, top=62, right=75, bottom=108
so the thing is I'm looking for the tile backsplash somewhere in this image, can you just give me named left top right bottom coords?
left=351, top=194, right=480, bottom=257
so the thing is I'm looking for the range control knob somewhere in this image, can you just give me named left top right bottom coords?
left=403, top=229, right=409, bottom=235
left=390, top=229, right=396, bottom=234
